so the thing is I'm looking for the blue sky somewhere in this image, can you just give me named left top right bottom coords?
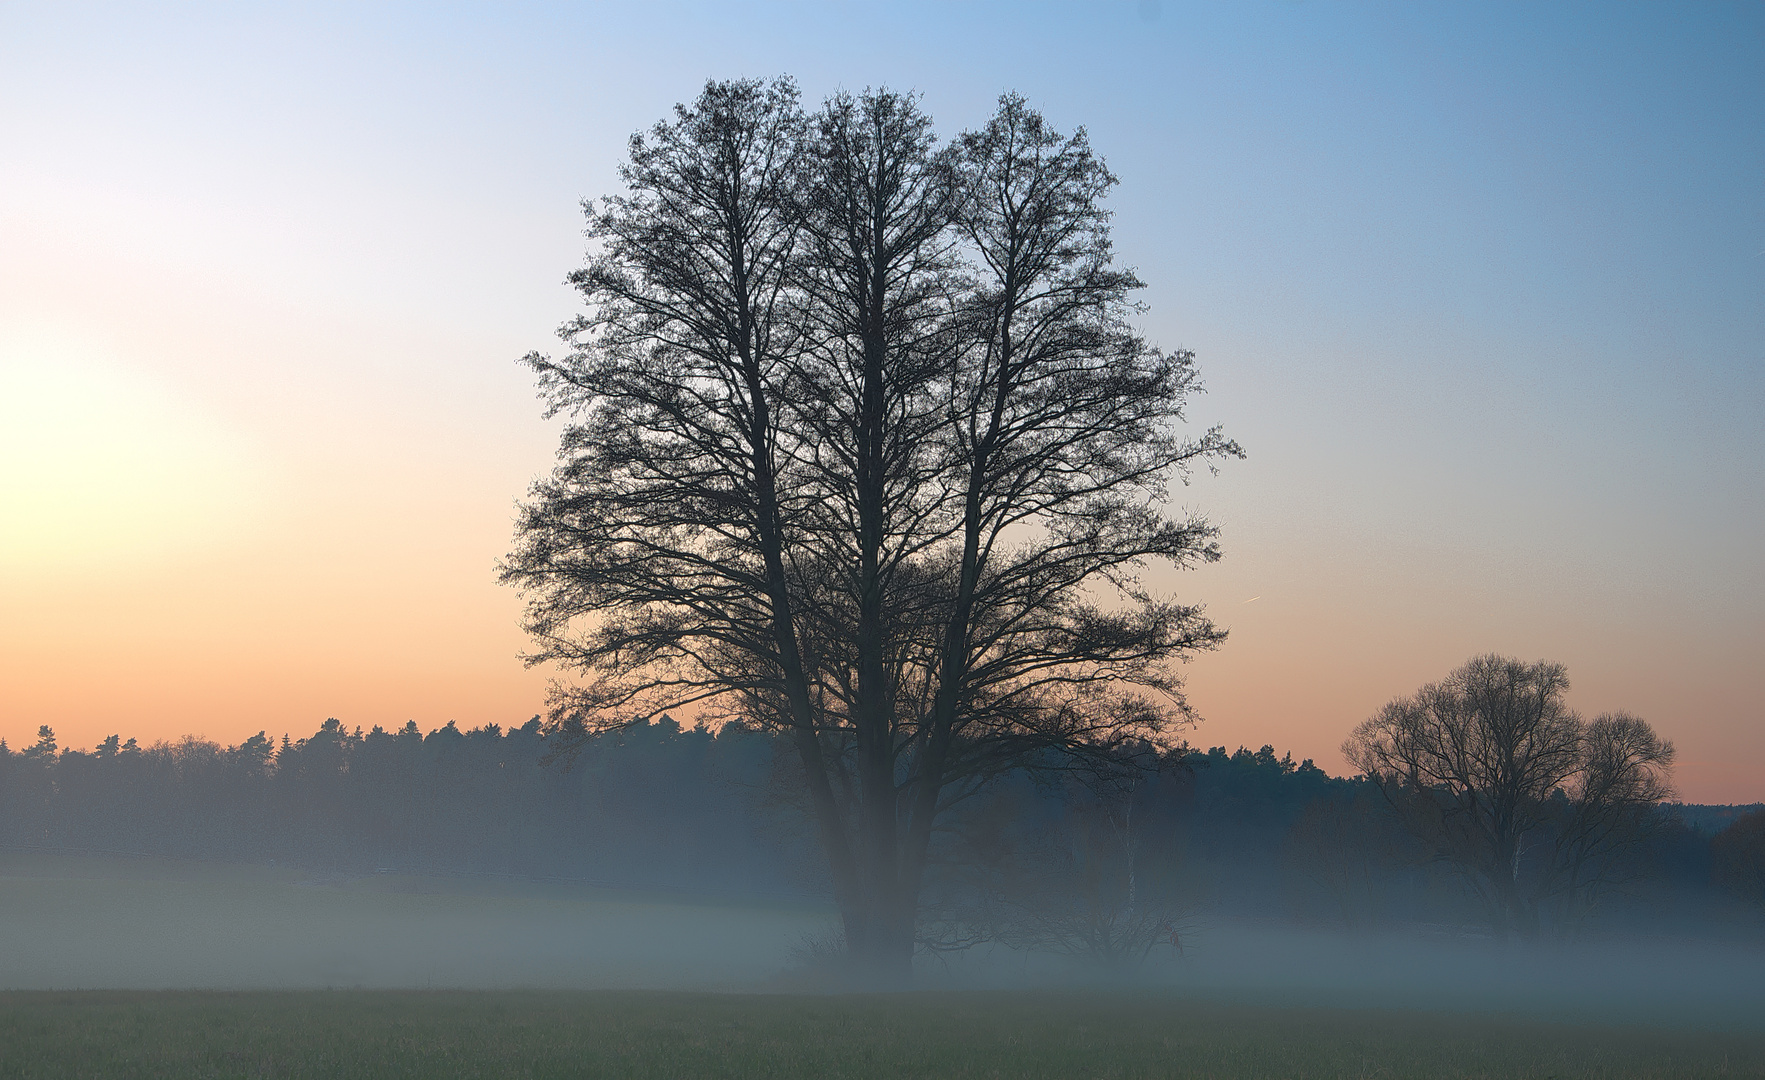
left=2, top=2, right=1760, bottom=798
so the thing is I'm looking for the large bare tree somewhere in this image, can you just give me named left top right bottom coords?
left=835, top=93, right=1237, bottom=972
left=505, top=80, right=1238, bottom=981
left=785, top=88, right=964, bottom=969
left=501, top=77, right=861, bottom=902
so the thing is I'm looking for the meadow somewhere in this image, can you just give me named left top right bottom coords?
left=5, top=988, right=1765, bottom=1079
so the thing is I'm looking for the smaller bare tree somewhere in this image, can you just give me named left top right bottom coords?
left=1343, top=654, right=1674, bottom=940
left=1542, top=711, right=1676, bottom=928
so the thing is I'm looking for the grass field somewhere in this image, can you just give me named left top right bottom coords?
left=4, top=989, right=1764, bottom=1079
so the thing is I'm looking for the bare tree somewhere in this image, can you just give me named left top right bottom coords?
left=778, top=91, right=1237, bottom=976
left=501, top=76, right=866, bottom=911
left=784, top=87, right=965, bottom=972
left=505, top=81, right=1238, bottom=983
left=1544, top=711, right=1676, bottom=926
left=903, top=91, right=1238, bottom=911
left=1343, top=655, right=1674, bottom=939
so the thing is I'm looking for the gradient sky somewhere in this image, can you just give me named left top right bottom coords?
left=2, top=2, right=1760, bottom=801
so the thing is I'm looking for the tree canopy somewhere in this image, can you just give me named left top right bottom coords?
left=1343, top=654, right=1676, bottom=939
left=503, top=77, right=1241, bottom=980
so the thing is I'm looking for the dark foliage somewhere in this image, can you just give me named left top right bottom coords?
left=1712, top=809, right=1765, bottom=909
left=2, top=721, right=1729, bottom=950
left=0, top=718, right=818, bottom=899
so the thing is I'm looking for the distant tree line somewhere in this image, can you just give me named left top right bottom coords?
left=3, top=710, right=1757, bottom=952
left=0, top=716, right=817, bottom=899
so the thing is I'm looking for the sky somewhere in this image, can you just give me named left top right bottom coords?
left=1, top=2, right=1760, bottom=802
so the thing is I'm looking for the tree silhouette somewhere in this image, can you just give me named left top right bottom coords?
left=1343, top=654, right=1675, bottom=939
left=504, top=78, right=1238, bottom=981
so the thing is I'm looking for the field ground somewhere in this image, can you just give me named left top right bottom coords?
left=4, top=989, right=1764, bottom=1079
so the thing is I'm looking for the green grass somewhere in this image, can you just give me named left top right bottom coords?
left=3, top=990, right=1762, bottom=1079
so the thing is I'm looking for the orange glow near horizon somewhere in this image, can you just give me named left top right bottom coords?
left=4, top=503, right=1758, bottom=803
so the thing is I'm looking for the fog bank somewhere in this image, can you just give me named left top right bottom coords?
left=6, top=851, right=1761, bottom=1034
left=0, top=852, right=831, bottom=992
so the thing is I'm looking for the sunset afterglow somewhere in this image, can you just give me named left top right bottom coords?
left=1, top=3, right=1759, bottom=802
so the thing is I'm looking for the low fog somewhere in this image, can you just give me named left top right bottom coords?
left=0, top=852, right=821, bottom=992
left=3, top=850, right=1763, bottom=1033
left=3, top=717, right=1761, bottom=1032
